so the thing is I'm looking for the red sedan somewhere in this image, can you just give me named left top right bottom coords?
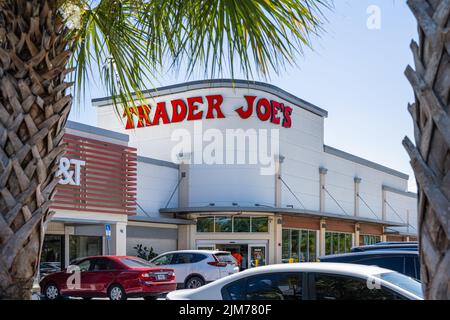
left=39, top=256, right=176, bottom=300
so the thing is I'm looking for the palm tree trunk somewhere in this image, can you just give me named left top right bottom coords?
left=0, top=0, right=71, bottom=299
left=403, top=0, right=450, bottom=299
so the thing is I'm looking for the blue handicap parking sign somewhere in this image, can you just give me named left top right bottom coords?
left=105, top=224, right=111, bottom=240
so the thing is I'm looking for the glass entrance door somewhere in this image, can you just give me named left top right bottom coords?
left=196, top=241, right=268, bottom=269
left=249, top=245, right=266, bottom=268
left=215, top=244, right=249, bottom=270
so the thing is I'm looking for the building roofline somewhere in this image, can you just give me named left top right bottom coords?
left=137, top=156, right=179, bottom=169
left=66, top=120, right=129, bottom=142
left=159, top=206, right=406, bottom=227
left=384, top=227, right=418, bottom=237
left=128, top=215, right=195, bottom=225
left=382, top=185, right=417, bottom=198
left=91, top=79, right=328, bottom=118
left=324, top=145, right=410, bottom=180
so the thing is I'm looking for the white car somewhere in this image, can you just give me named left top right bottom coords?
left=166, top=262, right=423, bottom=300
left=150, top=250, right=239, bottom=289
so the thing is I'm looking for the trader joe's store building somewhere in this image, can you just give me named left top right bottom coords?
left=42, top=80, right=418, bottom=272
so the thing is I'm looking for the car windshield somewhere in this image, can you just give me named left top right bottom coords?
left=119, top=257, right=154, bottom=268
left=378, top=272, right=423, bottom=298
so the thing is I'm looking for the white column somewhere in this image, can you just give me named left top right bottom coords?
left=406, top=209, right=410, bottom=234
left=319, top=218, right=327, bottom=256
left=354, top=177, right=361, bottom=216
left=177, top=225, right=189, bottom=250
left=64, top=226, right=74, bottom=267
left=381, top=227, right=387, bottom=242
left=319, top=167, right=328, bottom=212
left=112, top=222, right=127, bottom=255
left=178, top=153, right=191, bottom=208
left=189, top=222, right=196, bottom=249
left=382, top=189, right=387, bottom=221
left=274, top=215, right=283, bottom=264
left=354, top=223, right=360, bottom=247
left=275, top=156, right=285, bottom=208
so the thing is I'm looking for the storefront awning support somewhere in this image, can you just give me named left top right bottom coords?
left=357, top=193, right=380, bottom=219
left=323, top=186, right=350, bottom=216
left=165, top=175, right=185, bottom=208
left=385, top=199, right=417, bottom=232
left=279, top=176, right=306, bottom=209
left=136, top=202, right=153, bottom=218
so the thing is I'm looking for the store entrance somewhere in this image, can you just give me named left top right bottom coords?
left=216, top=244, right=249, bottom=270
left=215, top=244, right=267, bottom=270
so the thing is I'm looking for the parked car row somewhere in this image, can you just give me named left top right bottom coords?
left=166, top=242, right=422, bottom=300
left=150, top=250, right=239, bottom=289
left=40, top=256, right=176, bottom=300
left=39, top=243, right=422, bottom=300
left=40, top=250, right=238, bottom=300
left=319, top=250, right=420, bottom=281
left=166, top=263, right=423, bottom=300
left=351, top=241, right=418, bottom=252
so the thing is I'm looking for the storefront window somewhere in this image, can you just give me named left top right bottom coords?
left=197, top=217, right=214, bottom=232
left=308, top=230, right=317, bottom=261
left=282, top=228, right=317, bottom=262
left=197, top=216, right=268, bottom=233
left=251, top=217, right=269, bottom=232
left=345, top=234, right=353, bottom=251
left=325, top=232, right=332, bottom=255
left=234, top=217, right=251, bottom=232
left=40, top=235, right=64, bottom=278
left=215, top=216, right=232, bottom=232
left=325, top=232, right=353, bottom=255
left=300, top=231, right=308, bottom=262
left=69, top=235, right=102, bottom=263
left=282, top=229, right=290, bottom=260
left=360, top=234, right=381, bottom=245
left=338, top=233, right=346, bottom=253
left=291, top=230, right=300, bottom=262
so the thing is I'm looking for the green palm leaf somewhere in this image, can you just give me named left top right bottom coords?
left=64, top=0, right=329, bottom=115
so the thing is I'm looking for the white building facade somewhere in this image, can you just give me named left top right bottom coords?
left=90, top=79, right=417, bottom=268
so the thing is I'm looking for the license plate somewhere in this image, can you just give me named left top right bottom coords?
left=156, top=274, right=166, bottom=280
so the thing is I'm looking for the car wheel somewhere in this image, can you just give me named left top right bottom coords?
left=44, top=283, right=60, bottom=300
left=185, top=276, right=205, bottom=289
left=108, top=284, right=127, bottom=301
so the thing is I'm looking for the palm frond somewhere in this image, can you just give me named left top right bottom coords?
left=67, top=0, right=157, bottom=123
left=140, top=0, right=330, bottom=79
left=62, top=0, right=329, bottom=116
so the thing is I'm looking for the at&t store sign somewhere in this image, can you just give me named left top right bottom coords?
left=56, top=157, right=86, bottom=186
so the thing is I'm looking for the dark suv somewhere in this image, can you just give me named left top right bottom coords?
left=319, top=250, right=420, bottom=281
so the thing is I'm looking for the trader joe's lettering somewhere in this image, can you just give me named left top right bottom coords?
left=123, top=94, right=293, bottom=129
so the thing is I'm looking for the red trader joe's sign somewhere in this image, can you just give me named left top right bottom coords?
left=122, top=95, right=293, bottom=130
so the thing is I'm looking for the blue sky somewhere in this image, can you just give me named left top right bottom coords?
left=69, top=0, right=418, bottom=191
